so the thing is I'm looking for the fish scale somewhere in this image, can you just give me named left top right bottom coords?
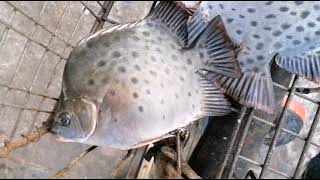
left=188, top=1, right=320, bottom=114
left=50, top=2, right=239, bottom=150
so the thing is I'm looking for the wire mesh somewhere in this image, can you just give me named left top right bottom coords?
left=0, top=1, right=319, bottom=179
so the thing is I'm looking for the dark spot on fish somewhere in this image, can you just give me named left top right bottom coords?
left=310, top=46, right=315, bottom=50
left=157, top=36, right=162, bottom=42
left=279, top=6, right=289, bottom=12
left=151, top=56, right=157, bottom=62
left=97, top=61, right=106, bottom=67
left=160, top=83, right=164, bottom=88
left=146, top=89, right=151, bottom=95
left=196, top=90, right=199, bottom=94
left=160, top=99, right=164, bottom=104
left=315, top=31, right=320, bottom=36
left=192, top=104, right=195, bottom=109
left=150, top=70, right=157, bottom=77
left=236, top=30, right=242, bottom=35
left=199, top=52, right=204, bottom=58
left=131, top=77, right=138, bottom=84
left=253, top=34, right=260, bottom=39
left=172, top=54, right=178, bottom=61
left=145, top=45, right=150, bottom=50
left=118, top=66, right=126, bottom=73
left=239, top=15, right=245, bottom=19
left=304, top=37, right=310, bottom=41
left=257, top=55, right=264, bottom=61
left=308, top=22, right=316, bottom=28
left=247, top=8, right=255, bottom=13
left=290, top=11, right=297, bottom=16
left=170, top=43, right=176, bottom=49
left=175, top=93, right=179, bottom=99
left=188, top=92, right=191, bottom=97
left=179, top=76, right=184, bottom=82
left=209, top=5, right=213, bottom=9
left=256, top=43, right=264, bottom=50
left=252, top=67, right=259, bottom=73
left=273, top=30, right=282, bottom=37
left=114, top=79, right=119, bottom=84
left=300, top=11, right=310, bottom=19
left=88, top=79, right=94, bottom=85
left=227, top=18, right=234, bottom=23
left=132, top=51, right=139, bottom=58
left=163, top=115, right=165, bottom=119
left=281, top=23, right=291, bottom=30
left=134, top=64, right=141, bottom=71
left=247, top=58, right=254, bottom=64
left=112, top=51, right=121, bottom=58
left=113, top=36, right=120, bottom=41
left=147, top=22, right=153, bottom=27
left=219, top=4, right=224, bottom=9
left=294, top=1, right=303, bottom=5
left=156, top=47, right=162, bottom=53
left=132, top=35, right=140, bottom=41
left=296, top=26, right=304, bottom=32
left=250, top=21, right=258, bottom=27
left=286, top=35, right=293, bottom=39
left=264, top=26, right=272, bottom=31
left=261, top=73, right=266, bottom=77
left=114, top=118, right=118, bottom=122
left=187, top=58, right=192, bottom=65
left=103, top=41, right=110, bottom=47
left=133, top=92, right=138, bottom=99
left=143, top=31, right=150, bottom=37
left=138, top=106, right=144, bottom=112
left=292, top=40, right=301, bottom=45
left=265, top=1, right=273, bottom=5
left=265, top=14, right=276, bottom=19
left=182, top=65, right=187, bottom=71
left=144, top=79, right=149, bottom=84
left=273, top=42, right=282, bottom=48
left=102, top=77, right=110, bottom=84
left=314, top=4, right=320, bottom=10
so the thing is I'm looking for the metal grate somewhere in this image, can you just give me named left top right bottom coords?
left=0, top=1, right=319, bottom=179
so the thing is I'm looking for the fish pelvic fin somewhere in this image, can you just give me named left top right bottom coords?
left=275, top=53, right=320, bottom=83
left=197, top=72, right=231, bottom=117
left=147, top=1, right=189, bottom=47
left=192, top=15, right=241, bottom=78
left=204, top=67, right=276, bottom=114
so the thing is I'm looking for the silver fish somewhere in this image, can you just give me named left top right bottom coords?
left=188, top=1, right=320, bottom=114
left=50, top=2, right=240, bottom=150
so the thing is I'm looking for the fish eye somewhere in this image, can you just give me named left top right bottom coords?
left=59, top=112, right=72, bottom=126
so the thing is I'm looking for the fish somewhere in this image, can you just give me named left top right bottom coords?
left=50, top=1, right=240, bottom=150
left=187, top=1, right=320, bottom=114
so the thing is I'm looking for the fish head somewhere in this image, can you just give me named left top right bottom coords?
left=50, top=97, right=98, bottom=143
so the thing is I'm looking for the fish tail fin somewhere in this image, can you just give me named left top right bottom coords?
left=191, top=15, right=241, bottom=78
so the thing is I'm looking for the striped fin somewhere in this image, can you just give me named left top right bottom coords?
left=197, top=72, right=231, bottom=116
left=196, top=15, right=241, bottom=78
left=204, top=69, right=276, bottom=114
left=275, top=53, right=320, bottom=83
left=147, top=1, right=189, bottom=47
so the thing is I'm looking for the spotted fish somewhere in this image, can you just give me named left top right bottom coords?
left=187, top=1, right=320, bottom=114
left=50, top=2, right=240, bottom=150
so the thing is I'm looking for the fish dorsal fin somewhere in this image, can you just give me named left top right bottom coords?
left=276, top=52, right=320, bottom=83
left=194, top=15, right=241, bottom=78
left=147, top=1, right=189, bottom=47
left=197, top=72, right=231, bottom=117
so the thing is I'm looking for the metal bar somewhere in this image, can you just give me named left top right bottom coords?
left=259, top=75, right=299, bottom=178
left=227, top=108, right=255, bottom=179
left=80, top=1, right=100, bottom=21
left=216, top=107, right=247, bottom=179
left=91, top=1, right=115, bottom=33
left=293, top=105, right=320, bottom=178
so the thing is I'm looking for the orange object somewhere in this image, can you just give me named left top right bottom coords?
left=281, top=96, right=306, bottom=123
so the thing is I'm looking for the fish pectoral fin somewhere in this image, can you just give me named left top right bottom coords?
left=203, top=68, right=276, bottom=114
left=197, top=72, right=231, bottom=117
left=193, top=15, right=241, bottom=78
left=147, top=1, right=189, bottom=47
left=275, top=53, right=320, bottom=83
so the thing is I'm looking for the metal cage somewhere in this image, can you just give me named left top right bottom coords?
left=0, top=1, right=319, bottom=179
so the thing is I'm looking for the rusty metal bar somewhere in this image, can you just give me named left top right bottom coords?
left=259, top=75, right=299, bottom=178
left=293, top=105, right=320, bottom=178
left=216, top=107, right=247, bottom=179
left=227, top=108, right=255, bottom=179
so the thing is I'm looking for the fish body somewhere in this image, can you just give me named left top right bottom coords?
left=189, top=1, right=320, bottom=113
left=50, top=2, right=239, bottom=150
